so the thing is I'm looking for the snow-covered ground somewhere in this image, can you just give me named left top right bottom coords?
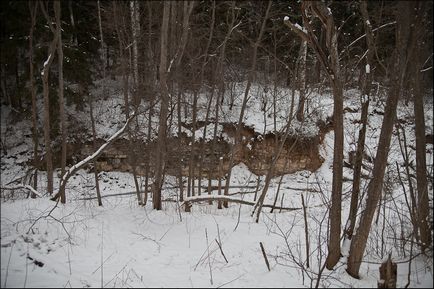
left=1, top=80, right=433, bottom=288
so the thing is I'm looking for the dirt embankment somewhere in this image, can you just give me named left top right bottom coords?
left=33, top=120, right=332, bottom=178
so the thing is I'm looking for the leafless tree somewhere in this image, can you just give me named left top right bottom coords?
left=224, top=0, right=272, bottom=208
left=344, top=0, right=375, bottom=241
left=285, top=1, right=344, bottom=269
left=153, top=1, right=171, bottom=210
left=54, top=0, right=67, bottom=203
left=346, top=1, right=421, bottom=278
left=39, top=1, right=59, bottom=196
left=28, top=1, right=38, bottom=197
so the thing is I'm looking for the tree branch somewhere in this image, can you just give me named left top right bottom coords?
left=50, top=113, right=137, bottom=202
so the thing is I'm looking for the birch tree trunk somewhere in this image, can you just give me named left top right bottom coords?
left=295, top=38, right=307, bottom=122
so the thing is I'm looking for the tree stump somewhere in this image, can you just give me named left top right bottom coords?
left=377, top=254, right=397, bottom=288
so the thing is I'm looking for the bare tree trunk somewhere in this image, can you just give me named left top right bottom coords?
left=51, top=115, right=136, bottom=202
left=284, top=2, right=344, bottom=269
left=253, top=125, right=297, bottom=223
left=54, top=1, right=67, bottom=204
left=224, top=0, right=272, bottom=208
left=113, top=2, right=142, bottom=205
left=347, top=2, right=418, bottom=277
left=296, top=38, right=307, bottom=122
left=143, top=1, right=156, bottom=207
left=153, top=1, right=171, bottom=210
left=97, top=0, right=107, bottom=95
left=211, top=1, right=237, bottom=208
left=68, top=0, right=78, bottom=46
left=396, top=129, right=419, bottom=242
left=412, top=3, right=431, bottom=253
left=89, top=93, right=103, bottom=206
left=130, top=0, right=140, bottom=107
left=344, top=0, right=375, bottom=240
left=127, top=1, right=143, bottom=205
left=29, top=2, right=38, bottom=198
left=324, top=14, right=344, bottom=272
left=39, top=1, right=59, bottom=196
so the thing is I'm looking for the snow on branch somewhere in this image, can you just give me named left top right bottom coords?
left=283, top=16, right=309, bottom=42
left=51, top=113, right=137, bottom=202
left=64, top=113, right=135, bottom=183
left=1, top=184, right=42, bottom=198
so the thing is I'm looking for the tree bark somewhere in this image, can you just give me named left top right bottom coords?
left=55, top=1, right=67, bottom=203
left=153, top=1, right=171, bottom=210
left=130, top=0, right=140, bottom=107
left=113, top=1, right=142, bottom=205
left=224, top=0, right=272, bottom=208
left=295, top=37, right=307, bottom=122
left=89, top=93, right=103, bottom=206
left=412, top=2, right=431, bottom=253
left=347, top=2, right=418, bottom=277
left=344, top=0, right=375, bottom=240
left=284, top=2, right=344, bottom=269
left=51, top=115, right=136, bottom=202
left=40, top=1, right=59, bottom=196
left=29, top=2, right=39, bottom=198
left=97, top=0, right=107, bottom=95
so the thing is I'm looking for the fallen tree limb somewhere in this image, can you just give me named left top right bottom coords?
left=260, top=242, right=271, bottom=271
left=1, top=185, right=42, bottom=198
left=182, top=195, right=301, bottom=211
left=51, top=114, right=137, bottom=202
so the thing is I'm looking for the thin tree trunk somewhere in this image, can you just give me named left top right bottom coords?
left=153, top=1, right=171, bottom=210
left=224, top=0, right=272, bottom=208
left=89, top=94, right=103, bottom=206
left=40, top=1, right=59, bottom=196
left=347, top=2, right=418, bottom=277
left=412, top=4, right=431, bottom=252
left=196, top=0, right=215, bottom=197
left=143, top=1, right=155, bottom=207
left=296, top=38, right=307, bottom=122
left=284, top=3, right=344, bottom=268
left=211, top=1, right=237, bottom=208
left=29, top=2, right=38, bottom=198
left=113, top=1, right=142, bottom=205
left=344, top=0, right=375, bottom=240
left=68, top=0, right=77, bottom=46
left=51, top=115, right=136, bottom=202
left=127, top=1, right=143, bottom=205
left=55, top=1, right=67, bottom=204
left=130, top=0, right=140, bottom=107
left=97, top=0, right=106, bottom=95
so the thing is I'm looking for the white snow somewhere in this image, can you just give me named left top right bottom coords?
left=294, top=23, right=307, bottom=34
left=1, top=77, right=433, bottom=288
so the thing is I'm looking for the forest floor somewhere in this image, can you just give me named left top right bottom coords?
left=1, top=79, right=433, bottom=288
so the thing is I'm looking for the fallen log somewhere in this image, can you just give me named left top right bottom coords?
left=181, top=195, right=301, bottom=212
